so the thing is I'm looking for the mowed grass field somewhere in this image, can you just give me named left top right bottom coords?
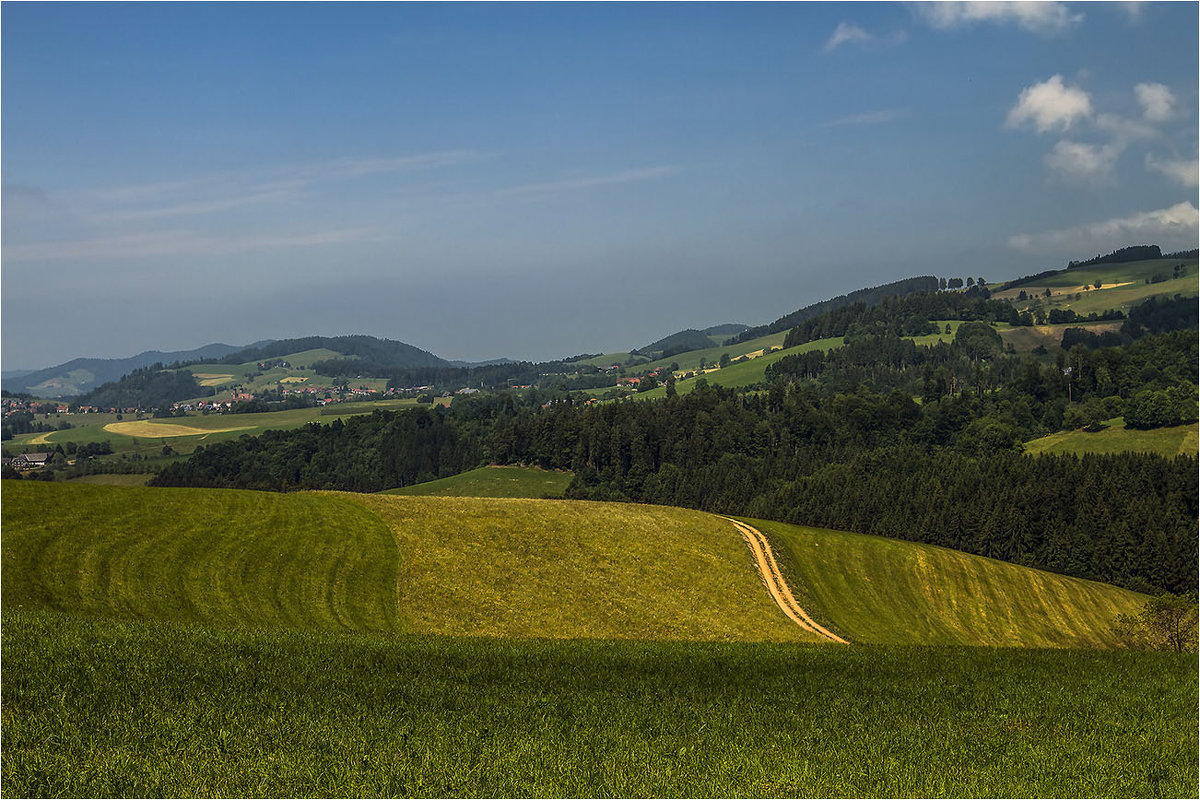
left=1023, top=419, right=1199, bottom=458
left=755, top=519, right=1144, bottom=649
left=2, top=481, right=1193, bottom=796
left=379, top=465, right=573, bottom=498
left=992, top=258, right=1198, bottom=316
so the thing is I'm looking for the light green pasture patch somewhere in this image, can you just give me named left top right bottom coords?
left=379, top=465, right=573, bottom=498
left=1023, top=419, right=1199, bottom=457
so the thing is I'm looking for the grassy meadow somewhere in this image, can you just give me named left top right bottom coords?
left=2, top=481, right=1195, bottom=796
left=379, top=464, right=573, bottom=498
left=1023, top=419, right=1200, bottom=458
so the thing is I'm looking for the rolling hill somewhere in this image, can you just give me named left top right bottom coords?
left=2, top=481, right=1145, bottom=647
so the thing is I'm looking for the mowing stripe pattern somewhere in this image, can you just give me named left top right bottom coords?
left=724, top=516, right=848, bottom=644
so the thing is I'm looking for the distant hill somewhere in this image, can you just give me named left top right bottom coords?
left=220, top=335, right=449, bottom=370
left=634, top=329, right=716, bottom=359
left=727, top=276, right=940, bottom=345
left=702, top=323, right=750, bottom=337
left=2, top=342, right=259, bottom=398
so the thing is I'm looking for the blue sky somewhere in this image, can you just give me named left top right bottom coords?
left=3, top=2, right=1197, bottom=369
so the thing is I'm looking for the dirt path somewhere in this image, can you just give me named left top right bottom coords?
left=722, top=516, right=848, bottom=644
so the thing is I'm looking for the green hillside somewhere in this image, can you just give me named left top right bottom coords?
left=2, top=482, right=1145, bottom=647
left=1023, top=419, right=1199, bottom=458
left=756, top=519, right=1144, bottom=648
left=993, top=258, right=1198, bottom=316
left=379, top=465, right=572, bottom=498
left=1, top=483, right=815, bottom=643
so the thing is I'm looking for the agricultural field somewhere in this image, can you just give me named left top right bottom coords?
left=379, top=465, right=573, bottom=499
left=4, top=399, right=422, bottom=463
left=1023, top=419, right=1199, bottom=458
left=2, top=481, right=1193, bottom=796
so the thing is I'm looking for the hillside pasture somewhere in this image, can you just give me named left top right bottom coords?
left=636, top=336, right=842, bottom=399
left=754, top=518, right=1145, bottom=649
left=379, top=465, right=573, bottom=498
left=1023, top=419, right=1199, bottom=458
left=993, top=258, right=1198, bottom=316
left=998, top=322, right=1123, bottom=353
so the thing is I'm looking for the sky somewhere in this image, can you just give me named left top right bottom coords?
left=3, top=2, right=1197, bottom=369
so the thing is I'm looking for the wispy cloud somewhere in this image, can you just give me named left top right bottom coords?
left=494, top=166, right=677, bottom=200
left=1044, top=140, right=1120, bottom=183
left=917, top=2, right=1083, bottom=34
left=1008, top=201, right=1199, bottom=252
left=73, top=150, right=485, bottom=221
left=824, top=21, right=872, bottom=52
left=2, top=227, right=379, bottom=263
left=1145, top=154, right=1199, bottom=188
left=1134, top=82, right=1176, bottom=123
left=821, top=110, right=900, bottom=128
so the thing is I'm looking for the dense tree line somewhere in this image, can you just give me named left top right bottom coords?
left=727, top=276, right=940, bottom=345
left=1069, top=245, right=1162, bottom=268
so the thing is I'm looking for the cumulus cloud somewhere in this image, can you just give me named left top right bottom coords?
left=1008, top=201, right=1199, bottom=253
left=1044, top=141, right=1120, bottom=182
left=918, top=2, right=1083, bottom=33
left=1134, top=82, right=1176, bottom=122
left=824, top=21, right=872, bottom=51
left=1006, top=75, right=1093, bottom=133
left=1145, top=154, right=1200, bottom=187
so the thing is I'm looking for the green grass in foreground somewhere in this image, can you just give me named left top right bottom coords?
left=1023, top=419, right=1199, bottom=458
left=3, top=610, right=1195, bottom=798
left=379, top=465, right=572, bottom=498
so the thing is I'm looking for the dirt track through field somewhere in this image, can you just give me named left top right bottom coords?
left=723, top=517, right=848, bottom=643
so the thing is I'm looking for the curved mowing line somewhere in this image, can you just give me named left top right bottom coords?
left=723, top=516, right=848, bottom=644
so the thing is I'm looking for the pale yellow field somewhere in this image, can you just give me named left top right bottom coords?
left=279, top=377, right=308, bottom=384
left=103, top=421, right=255, bottom=438
left=194, top=373, right=234, bottom=386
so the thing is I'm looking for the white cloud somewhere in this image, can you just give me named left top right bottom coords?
left=1008, top=201, right=1199, bottom=253
left=1044, top=141, right=1120, bottom=182
left=2, top=227, right=379, bottom=262
left=918, top=2, right=1083, bottom=33
left=1134, top=82, right=1176, bottom=122
left=1146, top=154, right=1200, bottom=188
left=824, top=21, right=872, bottom=52
left=1006, top=75, right=1093, bottom=133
